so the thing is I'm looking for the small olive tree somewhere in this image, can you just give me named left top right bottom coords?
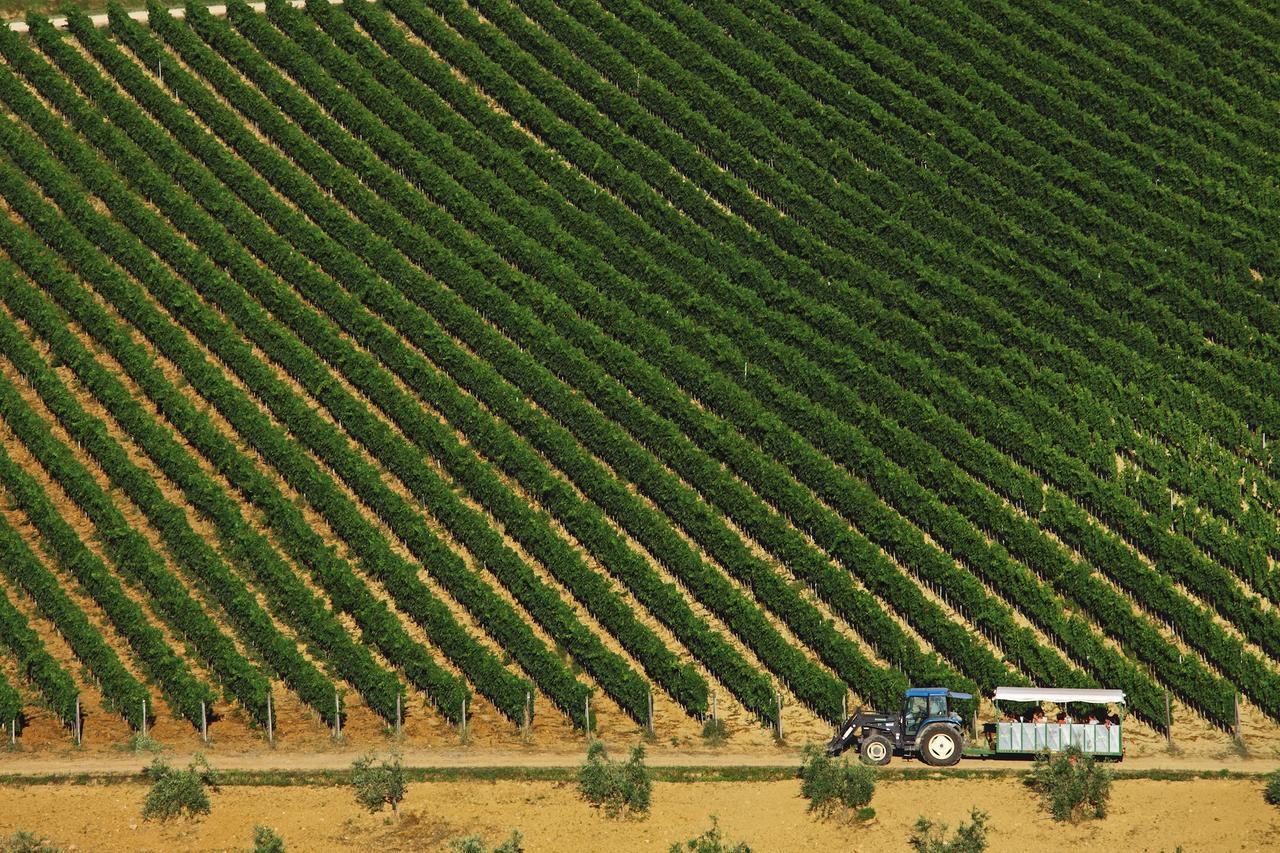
left=2, top=830, right=64, bottom=853
left=350, top=752, right=408, bottom=819
left=449, top=830, right=523, bottom=853
left=577, top=741, right=652, bottom=819
left=1263, top=769, right=1280, bottom=807
left=1025, top=746, right=1111, bottom=822
left=908, top=808, right=989, bottom=853
left=798, top=745, right=875, bottom=821
left=141, top=755, right=218, bottom=822
left=668, top=816, right=751, bottom=853
left=252, top=825, right=286, bottom=853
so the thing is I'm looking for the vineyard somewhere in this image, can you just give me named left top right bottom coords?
left=0, top=0, right=1276, bottom=752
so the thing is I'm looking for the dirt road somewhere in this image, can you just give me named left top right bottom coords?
left=3, top=745, right=1277, bottom=778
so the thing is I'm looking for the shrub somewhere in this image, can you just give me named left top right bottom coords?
left=668, top=816, right=751, bottom=853
left=252, top=825, right=285, bottom=853
left=350, top=752, right=408, bottom=818
left=908, top=808, right=989, bottom=853
left=141, top=755, right=217, bottom=822
left=797, top=744, right=875, bottom=820
left=577, top=741, right=652, bottom=818
left=2, top=830, right=63, bottom=853
left=700, top=718, right=728, bottom=744
left=120, top=732, right=164, bottom=754
left=1025, top=747, right=1111, bottom=822
left=1264, top=769, right=1280, bottom=806
left=448, top=830, right=523, bottom=853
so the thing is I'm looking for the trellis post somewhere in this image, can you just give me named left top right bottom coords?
left=1164, top=691, right=1172, bottom=747
left=395, top=694, right=401, bottom=738
left=74, top=697, right=81, bottom=746
left=201, top=700, right=208, bottom=744
left=266, top=694, right=274, bottom=744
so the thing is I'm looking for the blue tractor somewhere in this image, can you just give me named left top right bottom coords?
left=825, top=688, right=971, bottom=766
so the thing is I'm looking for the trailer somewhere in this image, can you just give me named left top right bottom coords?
left=977, top=686, right=1126, bottom=759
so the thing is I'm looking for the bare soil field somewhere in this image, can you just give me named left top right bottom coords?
left=0, top=772, right=1277, bottom=852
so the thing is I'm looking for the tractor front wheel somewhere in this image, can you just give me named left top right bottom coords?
left=918, top=724, right=962, bottom=767
left=859, top=733, right=892, bottom=766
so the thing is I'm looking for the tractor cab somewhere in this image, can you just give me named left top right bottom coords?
left=826, top=687, right=972, bottom=766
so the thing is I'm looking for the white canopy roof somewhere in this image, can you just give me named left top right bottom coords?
left=993, top=687, right=1126, bottom=705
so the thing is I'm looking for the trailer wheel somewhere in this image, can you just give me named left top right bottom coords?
left=918, top=724, right=962, bottom=767
left=859, top=734, right=892, bottom=766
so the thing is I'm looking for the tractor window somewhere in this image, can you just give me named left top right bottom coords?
left=904, top=696, right=928, bottom=735
left=928, top=695, right=947, bottom=717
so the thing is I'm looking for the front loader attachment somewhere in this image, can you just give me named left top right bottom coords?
left=826, top=713, right=862, bottom=757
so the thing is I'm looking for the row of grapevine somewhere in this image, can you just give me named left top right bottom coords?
left=308, top=1, right=954, bottom=706
left=0, top=577, right=77, bottom=725
left=373, top=0, right=1152, bottom=696
left=0, top=216, right=492, bottom=727
left=861, top=0, right=1276, bottom=263
left=0, top=448, right=159, bottom=730
left=124, top=1, right=770, bottom=721
left=60, top=11, right=655, bottom=727
left=0, top=302, right=282, bottom=722
left=14, top=16, right=594, bottom=727
left=0, top=26, right=540, bottom=722
left=244, top=1, right=1264, bottom=722
left=964, top=0, right=1274, bottom=192
left=737, top=0, right=1274, bottom=435
left=270, top=0, right=1018, bottom=712
left=288, top=0, right=1052, bottom=703
left=0, top=673, right=18, bottom=726
left=94, top=5, right=708, bottom=722
left=1, top=265, right=476, bottom=725
left=579, top=0, right=1269, bottom=491
left=536, top=0, right=1278, bottom=473
left=852, top=0, right=1280, bottom=371
left=181, top=0, right=861, bottom=721
left=131, top=0, right=776, bottom=722
left=488, top=0, right=1274, bottom=721
left=1102, top=0, right=1280, bottom=108
left=0, top=0, right=1269, bottom=741
left=0, top=62, right=414, bottom=728
left=674, top=0, right=1271, bottom=459
left=0, top=340, right=234, bottom=729
left=373, top=0, right=1269, bottom=722
left=560, top=0, right=1280, bottom=617
left=0, top=271, right=349, bottom=726
left=1065, top=0, right=1276, bottom=135
left=254, top=1, right=993, bottom=701
left=243, top=0, right=855, bottom=719
left=0, top=38, right=508, bottom=727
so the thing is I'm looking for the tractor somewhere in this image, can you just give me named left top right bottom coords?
left=826, top=687, right=971, bottom=766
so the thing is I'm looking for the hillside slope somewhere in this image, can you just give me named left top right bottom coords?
left=0, top=0, right=1276, bottom=749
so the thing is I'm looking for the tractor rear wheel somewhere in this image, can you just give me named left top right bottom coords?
left=918, top=724, right=963, bottom=767
left=859, top=733, right=892, bottom=766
